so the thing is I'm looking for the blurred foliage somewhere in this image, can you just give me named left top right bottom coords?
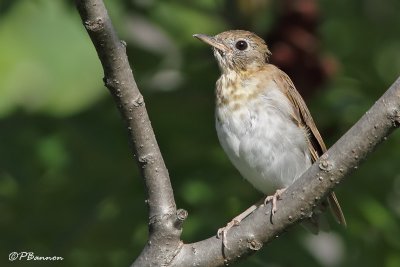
left=1, top=0, right=400, bottom=266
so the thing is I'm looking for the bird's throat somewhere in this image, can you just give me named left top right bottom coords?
left=215, top=69, right=262, bottom=110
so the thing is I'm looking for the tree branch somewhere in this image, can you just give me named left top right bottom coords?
left=171, top=78, right=400, bottom=266
left=75, top=0, right=400, bottom=266
left=75, top=1, right=185, bottom=265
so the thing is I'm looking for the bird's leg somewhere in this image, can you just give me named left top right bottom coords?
left=217, top=203, right=259, bottom=248
left=217, top=188, right=287, bottom=248
left=264, top=187, right=287, bottom=215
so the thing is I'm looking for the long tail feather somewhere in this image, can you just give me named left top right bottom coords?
left=328, top=192, right=347, bottom=227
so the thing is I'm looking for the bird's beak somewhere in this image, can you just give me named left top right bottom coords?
left=193, top=34, right=227, bottom=53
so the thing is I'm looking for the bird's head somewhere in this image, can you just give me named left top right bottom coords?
left=194, top=30, right=271, bottom=74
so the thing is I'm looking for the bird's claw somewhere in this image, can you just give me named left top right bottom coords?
left=264, top=188, right=287, bottom=215
left=217, top=219, right=240, bottom=248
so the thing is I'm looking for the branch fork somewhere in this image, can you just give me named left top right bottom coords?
left=75, top=0, right=400, bottom=266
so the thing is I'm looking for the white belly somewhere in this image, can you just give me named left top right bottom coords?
left=216, top=88, right=312, bottom=194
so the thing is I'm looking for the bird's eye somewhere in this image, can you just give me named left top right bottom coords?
left=235, top=40, right=248, bottom=50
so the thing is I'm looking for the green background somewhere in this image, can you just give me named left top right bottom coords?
left=1, top=0, right=400, bottom=266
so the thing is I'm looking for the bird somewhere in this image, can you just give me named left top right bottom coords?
left=193, top=30, right=346, bottom=247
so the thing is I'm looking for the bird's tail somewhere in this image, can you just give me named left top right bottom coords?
left=301, top=192, right=346, bottom=234
left=328, top=192, right=347, bottom=227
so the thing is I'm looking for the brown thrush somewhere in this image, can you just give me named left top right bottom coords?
left=194, top=30, right=346, bottom=247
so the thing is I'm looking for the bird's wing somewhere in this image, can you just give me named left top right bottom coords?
left=271, top=67, right=326, bottom=158
left=272, top=66, right=346, bottom=227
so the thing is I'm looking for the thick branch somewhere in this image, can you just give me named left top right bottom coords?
left=75, top=1, right=184, bottom=264
left=171, top=78, right=400, bottom=266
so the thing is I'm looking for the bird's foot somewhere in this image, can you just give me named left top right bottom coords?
left=264, top=187, right=287, bottom=215
left=217, top=219, right=240, bottom=249
left=217, top=204, right=258, bottom=248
